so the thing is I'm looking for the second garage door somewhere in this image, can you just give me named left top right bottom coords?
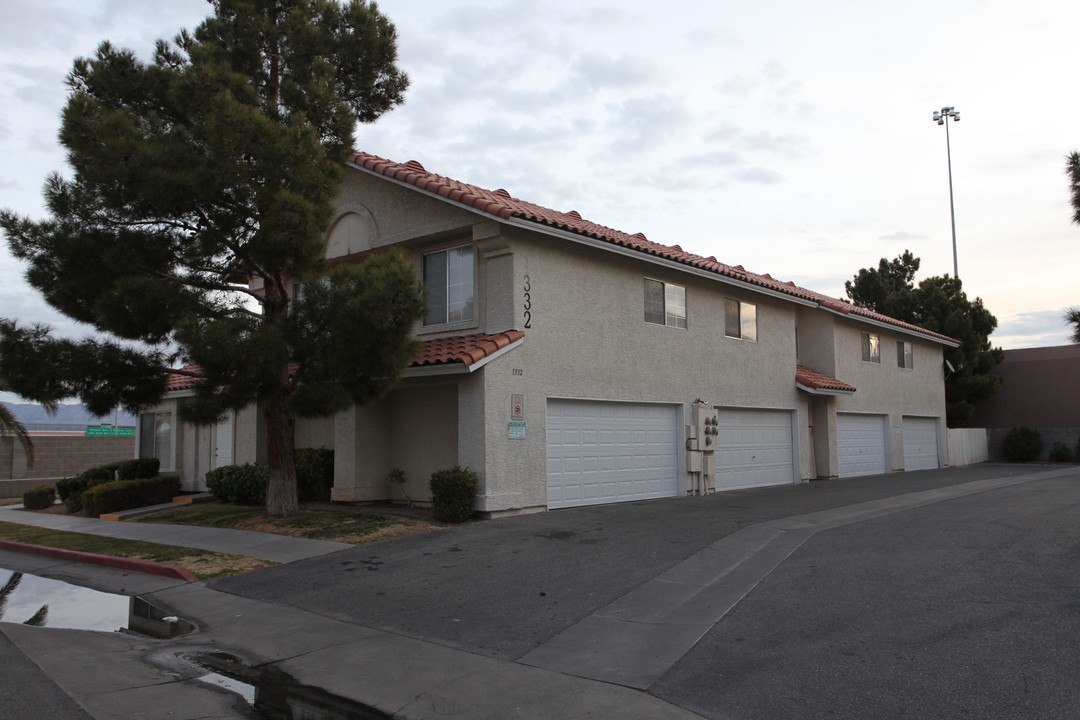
left=716, top=408, right=796, bottom=491
left=546, top=399, right=679, bottom=509
left=837, top=413, right=888, bottom=478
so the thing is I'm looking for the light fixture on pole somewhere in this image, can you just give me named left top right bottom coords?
left=932, top=105, right=961, bottom=279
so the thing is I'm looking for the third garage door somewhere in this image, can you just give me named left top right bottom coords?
left=837, top=413, right=888, bottom=478
left=716, top=408, right=795, bottom=491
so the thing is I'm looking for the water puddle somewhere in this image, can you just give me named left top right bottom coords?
left=0, top=568, right=192, bottom=638
left=154, top=650, right=391, bottom=719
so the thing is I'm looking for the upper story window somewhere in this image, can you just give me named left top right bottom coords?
left=724, top=299, right=757, bottom=341
left=897, top=340, right=914, bottom=369
left=644, top=279, right=687, bottom=328
left=861, top=332, right=881, bottom=363
left=424, top=245, right=474, bottom=326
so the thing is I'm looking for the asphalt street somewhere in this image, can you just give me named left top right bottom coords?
left=209, top=464, right=1080, bottom=719
left=650, top=472, right=1080, bottom=720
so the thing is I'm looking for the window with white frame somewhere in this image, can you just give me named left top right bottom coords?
left=423, top=246, right=475, bottom=326
left=724, top=299, right=757, bottom=341
left=644, top=279, right=687, bottom=328
left=138, top=411, right=173, bottom=470
left=861, top=332, right=881, bottom=363
left=897, top=340, right=914, bottom=369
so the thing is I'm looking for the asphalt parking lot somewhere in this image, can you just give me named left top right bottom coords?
left=210, top=464, right=1080, bottom=719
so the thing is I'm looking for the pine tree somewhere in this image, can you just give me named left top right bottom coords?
left=0, top=1, right=425, bottom=516
left=845, top=251, right=1003, bottom=427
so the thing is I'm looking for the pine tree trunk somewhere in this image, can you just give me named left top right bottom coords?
left=263, top=386, right=299, bottom=518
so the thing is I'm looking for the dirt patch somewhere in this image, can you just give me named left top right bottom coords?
left=130, top=552, right=272, bottom=578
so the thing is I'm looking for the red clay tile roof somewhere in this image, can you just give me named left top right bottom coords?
left=350, top=151, right=958, bottom=346
left=164, top=365, right=203, bottom=392
left=412, top=331, right=524, bottom=368
left=796, top=365, right=857, bottom=394
left=165, top=332, right=525, bottom=389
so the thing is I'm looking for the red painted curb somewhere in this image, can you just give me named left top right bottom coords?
left=0, top=539, right=198, bottom=582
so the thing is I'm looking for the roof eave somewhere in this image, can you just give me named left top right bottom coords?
left=796, top=382, right=856, bottom=396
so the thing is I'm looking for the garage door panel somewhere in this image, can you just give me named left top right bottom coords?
left=547, top=399, right=678, bottom=509
left=903, top=416, right=940, bottom=471
left=838, top=413, right=887, bottom=477
left=716, top=408, right=795, bottom=491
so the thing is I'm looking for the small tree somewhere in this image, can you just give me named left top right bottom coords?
left=846, top=251, right=1003, bottom=427
left=0, top=1, right=423, bottom=517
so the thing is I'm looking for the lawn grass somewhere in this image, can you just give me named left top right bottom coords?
left=0, top=520, right=272, bottom=579
left=132, top=503, right=439, bottom=545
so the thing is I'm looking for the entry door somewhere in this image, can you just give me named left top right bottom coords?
left=212, top=412, right=235, bottom=469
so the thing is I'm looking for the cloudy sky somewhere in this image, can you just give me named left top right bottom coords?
left=2, top=0, right=1079, bottom=354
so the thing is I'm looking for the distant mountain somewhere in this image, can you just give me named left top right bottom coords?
left=1, top=403, right=136, bottom=427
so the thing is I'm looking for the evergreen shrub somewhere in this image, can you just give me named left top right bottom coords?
left=1048, top=441, right=1072, bottom=463
left=22, top=485, right=56, bottom=510
left=57, top=462, right=129, bottom=512
left=205, top=463, right=268, bottom=505
left=430, top=465, right=478, bottom=523
left=82, top=475, right=181, bottom=517
left=118, top=457, right=160, bottom=480
left=1002, top=426, right=1043, bottom=462
left=296, top=448, right=334, bottom=501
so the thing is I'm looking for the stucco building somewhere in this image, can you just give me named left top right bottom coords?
left=140, top=152, right=958, bottom=515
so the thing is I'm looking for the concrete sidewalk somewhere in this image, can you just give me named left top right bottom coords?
left=0, top=503, right=352, bottom=563
left=1, top=464, right=1075, bottom=719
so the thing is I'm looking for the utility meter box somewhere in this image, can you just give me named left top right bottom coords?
left=691, top=405, right=719, bottom=452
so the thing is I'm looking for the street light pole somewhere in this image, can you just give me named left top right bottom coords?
left=932, top=106, right=961, bottom=278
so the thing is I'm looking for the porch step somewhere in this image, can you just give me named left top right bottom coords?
left=172, top=493, right=214, bottom=504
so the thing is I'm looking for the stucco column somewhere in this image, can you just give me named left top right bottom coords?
left=812, top=396, right=838, bottom=480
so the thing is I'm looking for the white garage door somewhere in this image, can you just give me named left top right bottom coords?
left=903, top=416, right=940, bottom=471
left=838, top=413, right=888, bottom=478
left=546, top=399, right=678, bottom=509
left=716, top=408, right=795, bottom=491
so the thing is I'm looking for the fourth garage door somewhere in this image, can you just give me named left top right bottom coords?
left=546, top=399, right=678, bottom=509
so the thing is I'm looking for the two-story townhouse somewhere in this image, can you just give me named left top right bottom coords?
left=139, top=152, right=959, bottom=516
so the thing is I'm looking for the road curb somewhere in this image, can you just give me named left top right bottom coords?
left=0, top=539, right=198, bottom=581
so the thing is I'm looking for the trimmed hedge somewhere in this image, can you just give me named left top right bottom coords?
left=205, top=463, right=268, bottom=505
left=57, top=461, right=129, bottom=513
left=23, top=485, right=56, bottom=510
left=82, top=475, right=181, bottom=517
left=430, top=465, right=479, bottom=523
left=118, top=457, right=161, bottom=481
left=1002, top=426, right=1043, bottom=462
left=297, top=448, right=334, bottom=501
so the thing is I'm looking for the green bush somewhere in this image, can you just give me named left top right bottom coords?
left=22, top=485, right=56, bottom=510
left=57, top=463, right=128, bottom=513
left=1048, top=441, right=1073, bottom=463
left=118, top=457, right=160, bottom=480
left=430, top=465, right=479, bottom=523
left=81, top=461, right=126, bottom=483
left=82, top=475, right=182, bottom=517
left=1002, top=426, right=1043, bottom=462
left=296, top=448, right=334, bottom=501
left=205, top=463, right=268, bottom=505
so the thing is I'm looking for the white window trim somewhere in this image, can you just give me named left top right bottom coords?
left=861, top=332, right=881, bottom=364
left=724, top=298, right=757, bottom=342
left=422, top=244, right=477, bottom=328
left=897, top=340, right=914, bottom=369
left=644, top=278, right=687, bottom=329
